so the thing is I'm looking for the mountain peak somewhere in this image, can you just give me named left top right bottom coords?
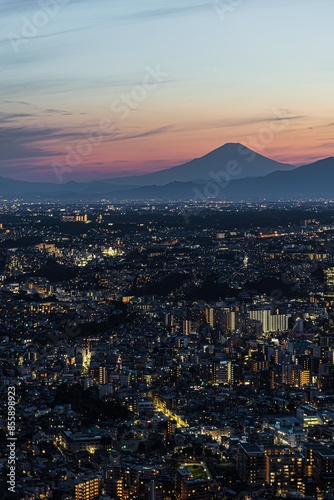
left=224, top=141, right=247, bottom=148
left=0, top=142, right=300, bottom=198
left=203, top=142, right=254, bottom=158
left=210, top=141, right=249, bottom=151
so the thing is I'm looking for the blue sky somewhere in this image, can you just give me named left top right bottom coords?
left=1, top=0, right=334, bottom=181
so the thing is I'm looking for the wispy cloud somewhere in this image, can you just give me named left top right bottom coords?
left=110, top=125, right=175, bottom=142
left=0, top=126, right=60, bottom=160
left=177, top=115, right=305, bottom=132
left=0, top=120, right=174, bottom=163
left=0, top=0, right=46, bottom=14
left=115, top=1, right=213, bottom=23
left=0, top=112, right=35, bottom=122
left=0, top=124, right=99, bottom=161
left=3, top=99, right=31, bottom=106
left=311, top=141, right=334, bottom=150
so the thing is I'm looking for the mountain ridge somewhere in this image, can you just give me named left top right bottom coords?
left=94, top=157, right=334, bottom=201
left=106, top=157, right=334, bottom=201
left=1, top=144, right=332, bottom=200
left=101, top=142, right=295, bottom=186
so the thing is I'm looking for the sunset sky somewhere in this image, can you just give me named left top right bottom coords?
left=1, top=0, right=334, bottom=182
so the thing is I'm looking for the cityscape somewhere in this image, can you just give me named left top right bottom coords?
left=2, top=0, right=334, bottom=499
left=2, top=201, right=334, bottom=498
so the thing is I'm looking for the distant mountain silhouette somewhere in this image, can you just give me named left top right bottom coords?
left=1, top=144, right=333, bottom=201
left=221, top=156, right=334, bottom=200
left=108, top=157, right=334, bottom=201
left=0, top=177, right=132, bottom=198
left=106, top=142, right=295, bottom=186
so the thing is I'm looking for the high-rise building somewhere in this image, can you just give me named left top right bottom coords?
left=99, top=364, right=107, bottom=385
left=213, top=360, right=231, bottom=385
left=313, top=446, right=334, bottom=487
left=249, top=309, right=271, bottom=333
left=297, top=369, right=311, bottom=388
left=180, top=479, right=210, bottom=499
left=105, top=478, right=123, bottom=500
left=74, top=477, right=100, bottom=500
left=175, top=469, right=210, bottom=500
left=325, top=267, right=334, bottom=298
left=213, top=308, right=236, bottom=332
left=237, top=443, right=265, bottom=486
left=249, top=308, right=289, bottom=333
left=269, top=313, right=289, bottom=332
left=146, top=480, right=164, bottom=500
left=303, top=443, right=334, bottom=489
left=264, top=448, right=303, bottom=493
